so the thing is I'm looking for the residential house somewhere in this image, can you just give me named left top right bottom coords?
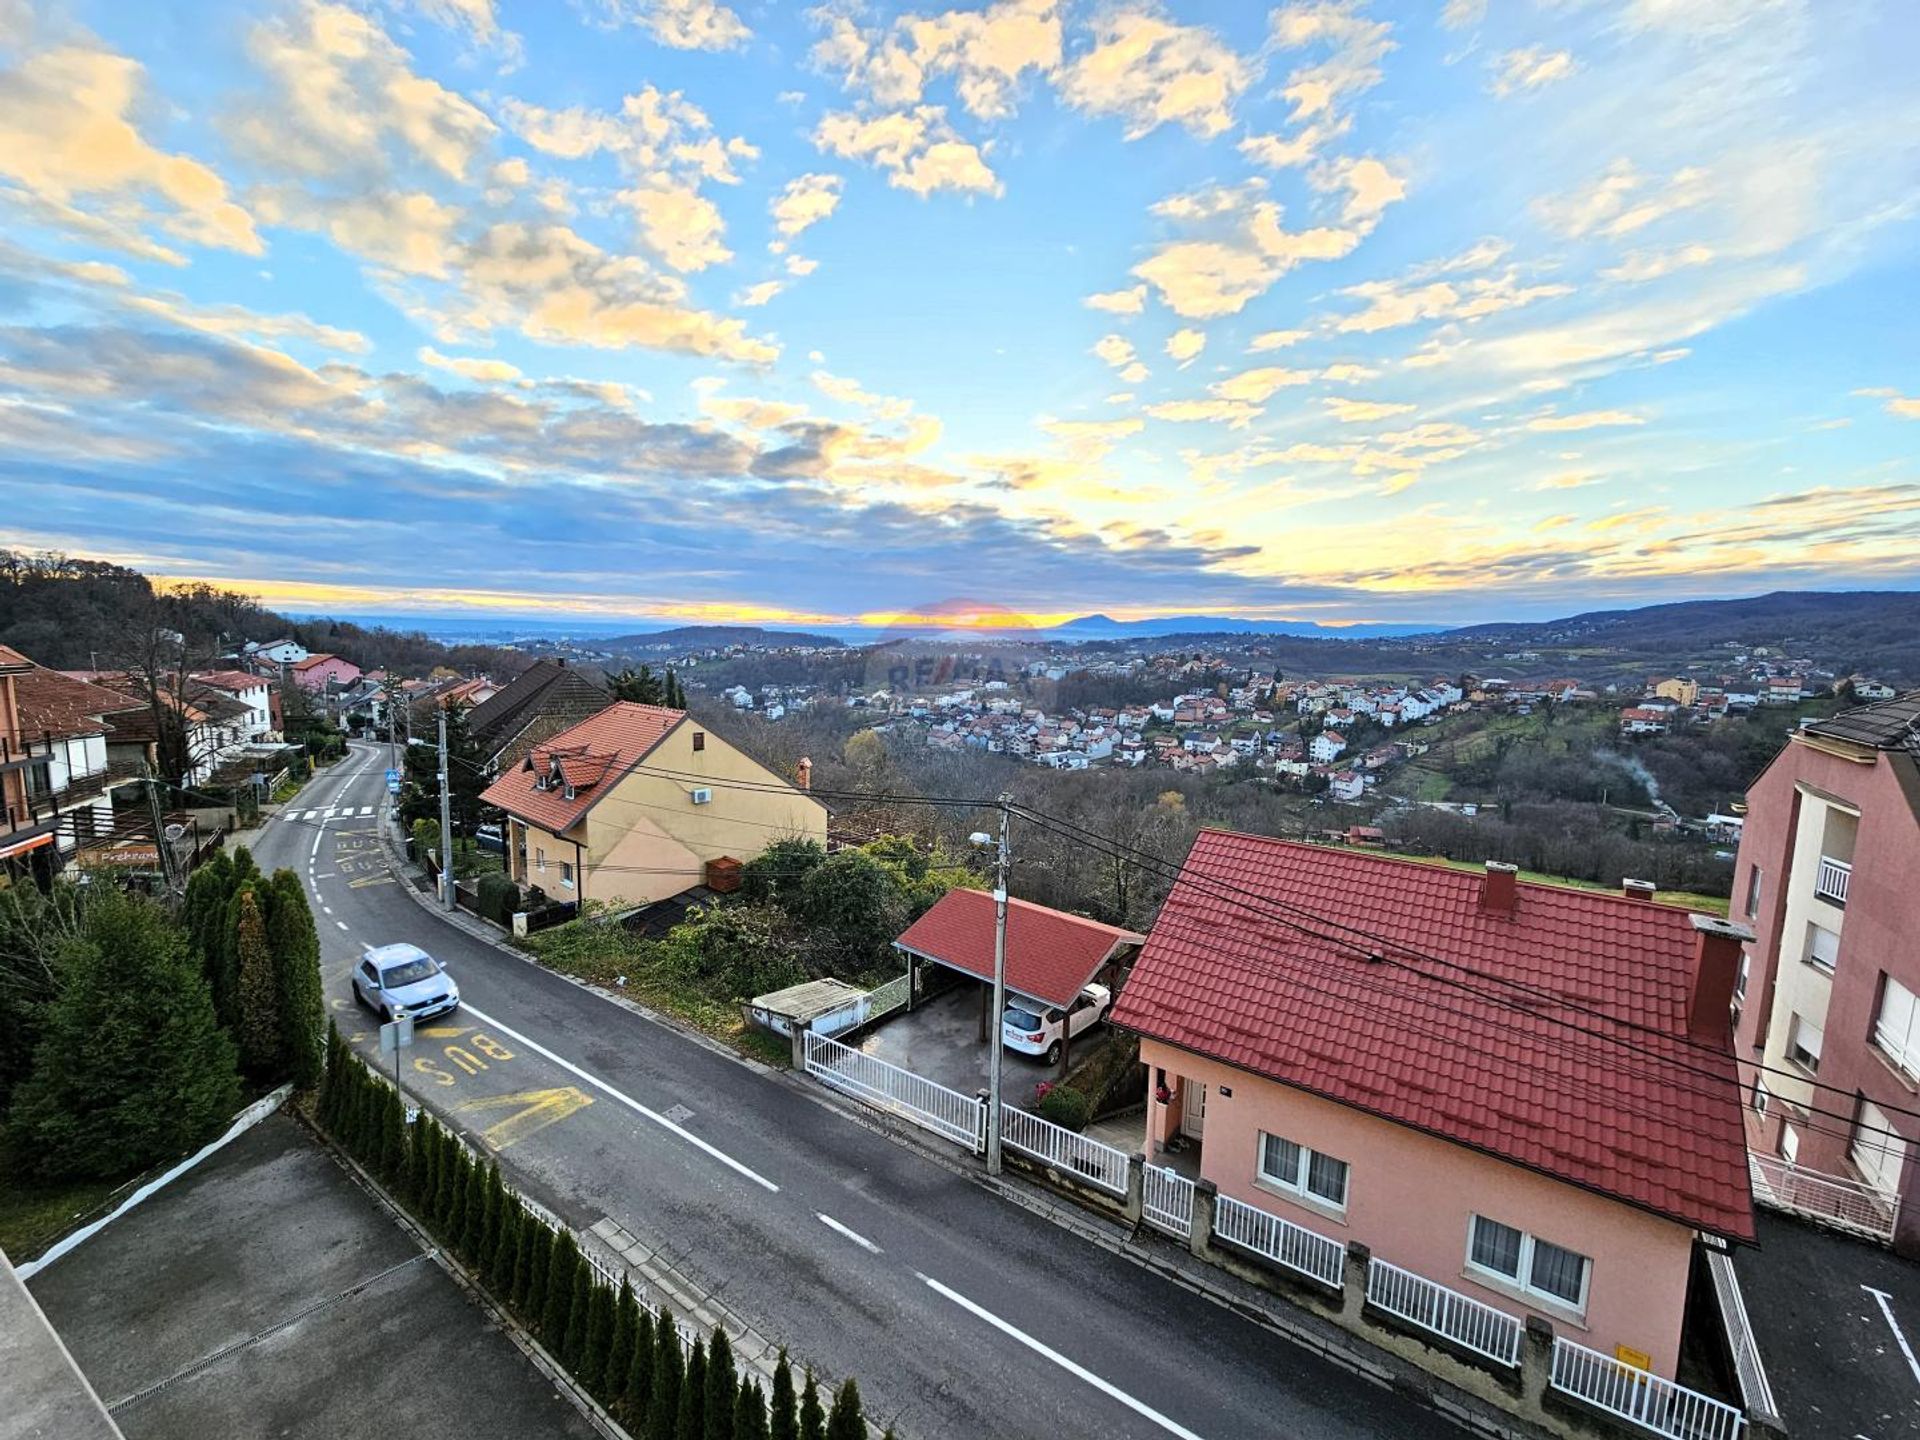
left=244, top=638, right=308, bottom=666
left=1310, top=730, right=1347, bottom=764
left=1618, top=707, right=1669, bottom=736
left=192, top=670, right=275, bottom=743
left=289, top=653, right=363, bottom=692
left=463, top=659, right=612, bottom=772
left=482, top=702, right=827, bottom=910
left=1761, top=676, right=1806, bottom=705
left=1851, top=678, right=1897, bottom=702
left=1652, top=677, right=1699, bottom=706
left=1731, top=690, right=1920, bottom=1254
left=1113, top=834, right=1753, bottom=1379
left=1327, top=769, right=1365, bottom=801
left=2, top=647, right=147, bottom=881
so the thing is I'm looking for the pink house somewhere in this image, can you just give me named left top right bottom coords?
left=1111, top=833, right=1754, bottom=1378
left=289, top=653, right=362, bottom=692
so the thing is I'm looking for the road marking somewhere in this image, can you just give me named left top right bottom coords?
left=456, top=1086, right=597, bottom=1151
left=816, top=1213, right=880, bottom=1253
left=314, top=873, right=336, bottom=879
left=322, top=905, right=333, bottom=914
left=455, top=1001, right=779, bottom=1193
left=359, top=805, right=373, bottom=815
left=916, top=1273, right=1208, bottom=1440
left=1864, top=1286, right=1920, bottom=1387
left=336, top=921, right=349, bottom=931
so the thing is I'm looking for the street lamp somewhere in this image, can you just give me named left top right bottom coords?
left=970, top=798, right=1011, bottom=1177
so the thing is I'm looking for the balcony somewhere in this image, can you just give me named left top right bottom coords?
left=1813, top=856, right=1851, bottom=906
left=1748, top=1151, right=1897, bottom=1244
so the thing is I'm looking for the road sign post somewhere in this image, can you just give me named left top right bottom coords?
left=379, top=1011, right=415, bottom=1111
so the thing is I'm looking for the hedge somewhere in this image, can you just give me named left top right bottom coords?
left=477, top=871, right=521, bottom=926
left=314, top=1025, right=874, bottom=1439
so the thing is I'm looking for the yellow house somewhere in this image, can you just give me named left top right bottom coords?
left=480, top=702, right=827, bottom=909
left=1652, top=677, right=1699, bottom=706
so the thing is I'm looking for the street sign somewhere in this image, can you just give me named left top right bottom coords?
left=387, top=778, right=401, bottom=796
left=385, top=768, right=400, bottom=783
left=378, top=1013, right=415, bottom=1055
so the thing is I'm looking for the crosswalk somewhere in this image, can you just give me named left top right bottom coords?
left=279, top=805, right=379, bottom=822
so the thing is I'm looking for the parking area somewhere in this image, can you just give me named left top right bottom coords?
left=1734, top=1211, right=1920, bottom=1438
left=27, top=1112, right=597, bottom=1440
left=855, top=982, right=1114, bottom=1102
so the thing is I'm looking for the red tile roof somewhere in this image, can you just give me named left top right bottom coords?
left=893, top=889, right=1144, bottom=1009
left=479, top=701, right=683, bottom=833
left=192, top=670, right=269, bottom=692
left=13, top=666, right=145, bottom=739
left=1110, top=831, right=1754, bottom=1240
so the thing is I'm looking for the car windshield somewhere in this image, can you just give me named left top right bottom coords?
left=381, top=958, right=439, bottom=987
left=1005, top=1008, right=1044, bottom=1032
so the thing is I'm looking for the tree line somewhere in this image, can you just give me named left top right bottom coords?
left=318, top=1029, right=883, bottom=1440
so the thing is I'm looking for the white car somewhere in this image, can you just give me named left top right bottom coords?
left=1002, top=983, right=1111, bottom=1066
left=352, top=943, right=460, bottom=1022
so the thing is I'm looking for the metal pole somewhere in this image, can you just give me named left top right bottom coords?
left=437, top=707, right=454, bottom=911
left=143, top=762, right=175, bottom=895
left=986, top=794, right=1011, bottom=1176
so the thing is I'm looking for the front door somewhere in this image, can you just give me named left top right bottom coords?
left=1180, top=1079, right=1206, bottom=1140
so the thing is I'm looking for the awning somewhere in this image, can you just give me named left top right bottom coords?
left=0, top=831, right=55, bottom=860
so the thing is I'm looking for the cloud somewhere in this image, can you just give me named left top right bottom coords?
left=1092, top=333, right=1140, bottom=373
left=1085, top=284, right=1147, bottom=315
left=1536, top=161, right=1712, bottom=240
left=1600, top=244, right=1716, bottom=282
left=812, top=369, right=916, bottom=421
left=419, top=345, right=521, bottom=381
left=1239, top=1, right=1394, bottom=170
left=1211, top=366, right=1314, bottom=402
left=1323, top=397, right=1413, bottom=422
left=1145, top=398, right=1261, bottom=427
left=814, top=106, right=1000, bottom=197
left=500, top=86, right=754, bottom=180
left=0, top=43, right=262, bottom=257
left=1057, top=12, right=1252, bottom=140
left=1524, top=409, right=1647, bottom=432
left=1312, top=154, right=1406, bottom=224
left=406, top=0, right=524, bottom=66
left=735, top=280, right=784, bottom=307
left=1854, top=387, right=1920, bottom=420
left=811, top=0, right=1062, bottom=123
left=1332, top=266, right=1572, bottom=333
left=1440, top=0, right=1486, bottom=27
left=256, top=186, right=463, bottom=277
left=1165, top=328, right=1206, bottom=364
left=1239, top=121, right=1352, bottom=173
left=1134, top=182, right=1363, bottom=318
left=593, top=0, right=750, bottom=51
left=620, top=179, right=730, bottom=271
left=1489, top=47, right=1576, bottom=98
left=1533, top=470, right=1603, bottom=489
left=771, top=172, right=843, bottom=238
left=1249, top=329, right=1308, bottom=351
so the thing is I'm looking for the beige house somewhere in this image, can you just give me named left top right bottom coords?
left=480, top=701, right=827, bottom=909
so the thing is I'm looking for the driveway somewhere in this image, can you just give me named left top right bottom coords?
left=26, top=1112, right=596, bottom=1440
left=1734, top=1211, right=1920, bottom=1439
left=855, top=981, right=1113, bottom=1103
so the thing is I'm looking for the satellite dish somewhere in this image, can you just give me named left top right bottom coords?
left=164, top=824, right=187, bottom=842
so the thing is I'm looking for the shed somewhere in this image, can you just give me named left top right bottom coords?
left=743, top=978, right=873, bottom=1039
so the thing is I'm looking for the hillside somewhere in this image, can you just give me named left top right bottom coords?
left=602, top=625, right=845, bottom=653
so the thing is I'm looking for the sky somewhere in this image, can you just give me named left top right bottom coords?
left=0, top=0, right=1917, bottom=632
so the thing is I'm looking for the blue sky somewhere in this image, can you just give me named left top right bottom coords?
left=1, top=0, right=1916, bottom=629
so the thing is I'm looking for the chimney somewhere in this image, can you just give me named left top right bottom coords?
left=1686, top=914, right=1754, bottom=1045
left=1622, top=878, right=1657, bottom=902
left=796, top=755, right=812, bottom=791
left=1480, top=861, right=1518, bottom=914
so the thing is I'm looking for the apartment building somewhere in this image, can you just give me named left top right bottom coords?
left=1732, top=690, right=1919, bottom=1254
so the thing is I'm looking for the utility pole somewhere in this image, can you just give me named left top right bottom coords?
left=985, top=795, right=1011, bottom=1177
left=143, top=761, right=175, bottom=895
left=437, top=706, right=454, bottom=911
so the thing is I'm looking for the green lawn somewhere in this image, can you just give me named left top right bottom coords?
left=0, top=1175, right=126, bottom=1261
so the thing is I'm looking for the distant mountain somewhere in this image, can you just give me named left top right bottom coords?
left=602, top=624, right=846, bottom=653
left=1442, top=590, right=1920, bottom=651
left=1041, top=613, right=1444, bottom=641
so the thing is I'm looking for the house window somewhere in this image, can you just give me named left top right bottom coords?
left=1751, top=1078, right=1770, bottom=1115
left=1873, top=976, right=1920, bottom=1079
left=1255, top=1132, right=1350, bottom=1210
left=536, top=846, right=546, bottom=872
left=1786, top=1013, right=1823, bottom=1074
left=692, top=731, right=705, bottom=752
left=1467, top=1215, right=1591, bottom=1311
left=1745, top=866, right=1762, bottom=919
left=1804, top=923, right=1840, bottom=976
left=559, top=861, right=575, bottom=890
left=1851, top=1100, right=1909, bottom=1197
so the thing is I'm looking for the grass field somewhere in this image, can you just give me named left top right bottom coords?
left=0, top=1174, right=125, bottom=1260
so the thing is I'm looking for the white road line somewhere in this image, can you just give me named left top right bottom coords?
left=816, top=1213, right=880, bottom=1253
left=322, top=905, right=333, bottom=914
left=335, top=921, right=349, bottom=931
left=359, top=805, right=373, bottom=815
left=454, top=1000, right=779, bottom=1194
left=1864, top=1286, right=1920, bottom=1387
left=917, top=1273, right=1208, bottom=1440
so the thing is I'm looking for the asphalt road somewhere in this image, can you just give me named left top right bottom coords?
left=254, top=741, right=1457, bottom=1440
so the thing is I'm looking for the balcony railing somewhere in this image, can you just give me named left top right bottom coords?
left=1748, top=1150, right=1898, bottom=1243
left=1814, top=856, right=1851, bottom=906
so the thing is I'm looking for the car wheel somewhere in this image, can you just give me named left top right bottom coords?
left=1045, top=1041, right=1062, bottom=1066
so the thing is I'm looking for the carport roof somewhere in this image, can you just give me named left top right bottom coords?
left=892, top=889, right=1144, bottom=1009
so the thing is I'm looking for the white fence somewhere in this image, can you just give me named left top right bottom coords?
left=1551, top=1337, right=1746, bottom=1440
left=1143, top=1165, right=1194, bottom=1239
left=1749, top=1150, right=1899, bottom=1243
left=802, top=1029, right=984, bottom=1151
left=1814, top=856, right=1851, bottom=905
left=1704, top=1248, right=1776, bottom=1422
left=1214, top=1194, right=1345, bottom=1289
left=1366, top=1256, right=1523, bottom=1368
left=999, top=1107, right=1129, bottom=1195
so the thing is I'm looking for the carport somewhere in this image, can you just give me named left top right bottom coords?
left=891, top=889, right=1144, bottom=1072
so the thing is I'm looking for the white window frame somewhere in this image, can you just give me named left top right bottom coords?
left=535, top=846, right=546, bottom=873
left=1255, top=1131, right=1350, bottom=1214
left=1804, top=923, right=1840, bottom=976
left=1851, top=1100, right=1909, bottom=1197
left=1744, top=865, right=1762, bottom=919
left=559, top=860, right=575, bottom=890
left=1751, top=1078, right=1770, bottom=1115
left=1786, top=1013, right=1823, bottom=1074
left=1465, top=1214, right=1591, bottom=1314
left=1873, top=975, right=1920, bottom=1080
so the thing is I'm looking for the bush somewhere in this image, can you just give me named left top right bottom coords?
left=477, top=871, right=521, bottom=926
left=1034, top=1086, right=1092, bottom=1133
left=412, top=818, right=441, bottom=864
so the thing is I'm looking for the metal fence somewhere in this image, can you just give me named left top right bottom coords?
left=1213, top=1194, right=1345, bottom=1289
left=1749, top=1150, right=1899, bottom=1243
left=1365, top=1256, right=1523, bottom=1368
left=1704, top=1247, right=1776, bottom=1422
left=865, top=973, right=912, bottom=1023
left=802, top=1029, right=985, bottom=1152
left=1551, top=1337, right=1746, bottom=1440
left=1143, top=1165, right=1195, bottom=1239
left=999, top=1107, right=1129, bottom=1196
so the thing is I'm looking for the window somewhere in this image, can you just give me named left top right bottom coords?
left=1256, top=1132, right=1350, bottom=1210
left=1804, top=923, right=1840, bottom=976
left=1466, top=1215, right=1591, bottom=1310
left=692, top=731, right=705, bottom=752
left=1745, top=865, right=1763, bottom=919
left=1786, top=1013, right=1823, bottom=1074
left=536, top=846, right=546, bottom=872
left=560, top=861, right=575, bottom=889
left=1751, top=1078, right=1770, bottom=1115
left=1851, top=1100, right=1909, bottom=1196
left=1874, top=976, right=1920, bottom=1079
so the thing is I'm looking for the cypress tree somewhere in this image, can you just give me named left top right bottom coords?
left=581, top=1278, right=617, bottom=1399
left=646, top=1313, right=683, bottom=1440
left=705, top=1325, right=737, bottom=1440
left=769, top=1351, right=798, bottom=1440
left=231, top=885, right=280, bottom=1081
left=512, top=1209, right=543, bottom=1312
left=5, top=891, right=241, bottom=1182
left=677, top=1337, right=707, bottom=1440
left=624, top=1299, right=658, bottom=1425
left=543, top=1233, right=581, bottom=1347
left=824, top=1380, right=864, bottom=1440
left=798, top=1372, right=825, bottom=1440
left=378, top=1081, right=406, bottom=1185
left=265, top=870, right=325, bottom=1088
left=469, top=1158, right=496, bottom=1264
left=183, top=853, right=236, bottom=1029
left=487, top=1191, right=518, bottom=1293
left=562, top=1261, right=595, bottom=1374
left=317, top=1022, right=343, bottom=1128
left=606, top=1279, right=639, bottom=1415
left=522, top=1222, right=554, bottom=1327
left=734, top=1380, right=769, bottom=1440
left=445, top=1143, right=472, bottom=1245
